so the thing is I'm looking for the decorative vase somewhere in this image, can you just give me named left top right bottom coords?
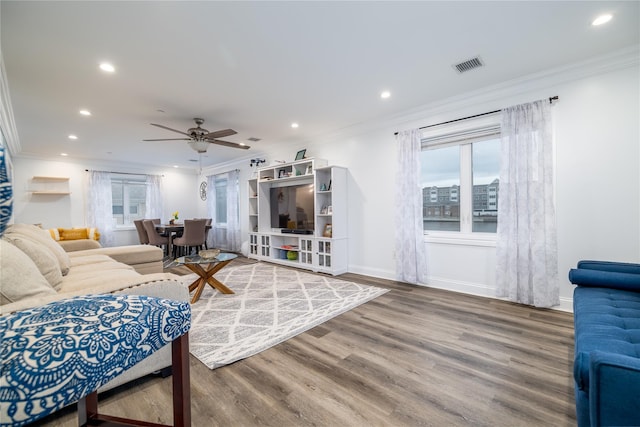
left=169, top=219, right=175, bottom=225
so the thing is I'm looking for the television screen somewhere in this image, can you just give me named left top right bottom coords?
left=270, top=184, right=314, bottom=230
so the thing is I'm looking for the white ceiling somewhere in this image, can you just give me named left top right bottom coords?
left=2, top=1, right=639, bottom=170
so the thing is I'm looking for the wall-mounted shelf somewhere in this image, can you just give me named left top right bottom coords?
left=29, top=176, right=71, bottom=195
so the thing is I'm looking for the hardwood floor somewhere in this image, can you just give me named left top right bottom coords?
left=33, top=258, right=576, bottom=426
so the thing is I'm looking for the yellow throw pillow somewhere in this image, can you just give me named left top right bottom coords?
left=87, top=227, right=100, bottom=241
left=59, top=228, right=88, bottom=241
left=48, top=228, right=61, bottom=241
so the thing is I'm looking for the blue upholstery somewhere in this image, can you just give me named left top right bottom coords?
left=0, top=145, right=13, bottom=237
left=0, top=294, right=191, bottom=426
left=570, top=261, right=640, bottom=426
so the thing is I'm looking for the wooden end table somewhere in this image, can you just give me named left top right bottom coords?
left=175, top=253, right=238, bottom=303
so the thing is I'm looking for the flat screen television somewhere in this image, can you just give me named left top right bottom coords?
left=270, top=184, right=314, bottom=231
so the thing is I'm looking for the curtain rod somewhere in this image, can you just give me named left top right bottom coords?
left=394, top=96, right=558, bottom=136
left=208, top=168, right=240, bottom=178
left=85, top=169, right=163, bottom=177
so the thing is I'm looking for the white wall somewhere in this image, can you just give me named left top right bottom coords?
left=192, top=49, right=638, bottom=312
left=11, top=156, right=199, bottom=246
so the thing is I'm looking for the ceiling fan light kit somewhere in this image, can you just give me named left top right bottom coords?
left=143, top=118, right=250, bottom=153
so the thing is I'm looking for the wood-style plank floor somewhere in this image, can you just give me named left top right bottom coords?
left=32, top=258, right=576, bottom=426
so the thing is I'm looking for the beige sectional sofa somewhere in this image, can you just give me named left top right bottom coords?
left=1, top=223, right=189, bottom=391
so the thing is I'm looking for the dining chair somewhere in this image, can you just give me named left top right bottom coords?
left=172, top=219, right=207, bottom=257
left=143, top=219, right=170, bottom=256
left=133, top=219, right=149, bottom=244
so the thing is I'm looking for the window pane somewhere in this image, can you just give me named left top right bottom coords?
left=215, top=178, right=227, bottom=223
left=111, top=179, right=147, bottom=226
left=111, top=181, right=124, bottom=225
left=472, top=138, right=500, bottom=233
left=421, top=145, right=460, bottom=231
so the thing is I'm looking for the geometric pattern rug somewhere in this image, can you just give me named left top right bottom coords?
left=183, top=262, right=389, bottom=369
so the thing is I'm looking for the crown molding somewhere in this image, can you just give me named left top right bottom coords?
left=315, top=45, right=640, bottom=141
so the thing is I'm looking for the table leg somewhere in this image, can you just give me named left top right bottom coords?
left=184, top=260, right=234, bottom=303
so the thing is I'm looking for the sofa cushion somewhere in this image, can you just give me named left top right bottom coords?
left=570, top=268, right=640, bottom=292
left=5, top=224, right=71, bottom=275
left=69, top=254, right=119, bottom=267
left=573, top=286, right=640, bottom=391
left=3, top=235, right=63, bottom=290
left=59, top=269, right=142, bottom=293
left=69, top=245, right=163, bottom=266
left=0, top=239, right=56, bottom=305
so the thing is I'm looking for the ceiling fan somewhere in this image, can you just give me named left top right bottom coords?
left=143, top=118, right=250, bottom=153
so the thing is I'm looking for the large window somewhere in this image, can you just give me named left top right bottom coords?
left=421, top=122, right=500, bottom=234
left=111, top=177, right=146, bottom=226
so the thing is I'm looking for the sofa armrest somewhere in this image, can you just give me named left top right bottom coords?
left=58, top=239, right=102, bottom=252
left=569, top=268, right=640, bottom=292
left=577, top=260, right=640, bottom=275
left=589, top=351, right=640, bottom=427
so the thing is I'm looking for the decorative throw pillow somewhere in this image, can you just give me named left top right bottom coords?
left=0, top=145, right=12, bottom=237
left=3, top=235, right=63, bottom=290
left=59, top=228, right=88, bottom=240
left=5, top=224, right=71, bottom=275
left=0, top=239, right=56, bottom=305
left=48, top=228, right=61, bottom=241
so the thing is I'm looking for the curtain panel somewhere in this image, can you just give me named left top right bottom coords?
left=394, top=129, right=428, bottom=285
left=496, top=100, right=559, bottom=307
left=145, top=174, right=164, bottom=220
left=85, top=171, right=115, bottom=247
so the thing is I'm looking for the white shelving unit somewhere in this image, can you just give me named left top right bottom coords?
left=247, top=158, right=348, bottom=275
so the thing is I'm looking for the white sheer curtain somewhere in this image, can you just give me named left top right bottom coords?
left=226, top=170, right=241, bottom=252
left=146, top=174, right=164, bottom=219
left=394, top=129, right=428, bottom=284
left=206, top=174, right=218, bottom=248
left=496, top=100, right=558, bottom=307
left=85, top=171, right=115, bottom=247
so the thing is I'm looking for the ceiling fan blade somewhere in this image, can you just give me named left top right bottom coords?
left=143, top=138, right=191, bottom=141
left=207, top=138, right=250, bottom=150
left=205, top=128, right=237, bottom=139
left=150, top=123, right=192, bottom=137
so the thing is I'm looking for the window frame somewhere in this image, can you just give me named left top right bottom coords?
left=111, top=175, right=147, bottom=229
left=421, top=114, right=501, bottom=245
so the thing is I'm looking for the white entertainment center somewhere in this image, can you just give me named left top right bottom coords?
left=247, top=158, right=347, bottom=275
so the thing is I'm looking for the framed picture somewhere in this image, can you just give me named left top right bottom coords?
left=295, top=149, right=306, bottom=160
left=306, top=164, right=313, bottom=175
left=326, top=205, right=333, bottom=215
left=278, top=169, right=285, bottom=178
left=323, top=223, right=332, bottom=238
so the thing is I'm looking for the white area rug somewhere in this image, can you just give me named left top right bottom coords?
left=184, top=262, right=388, bottom=369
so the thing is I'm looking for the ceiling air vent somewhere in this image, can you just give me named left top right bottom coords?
left=453, top=56, right=484, bottom=74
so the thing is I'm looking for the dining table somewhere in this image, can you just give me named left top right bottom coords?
left=155, top=223, right=212, bottom=259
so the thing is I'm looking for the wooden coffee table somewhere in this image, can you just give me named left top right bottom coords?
left=174, top=253, right=237, bottom=303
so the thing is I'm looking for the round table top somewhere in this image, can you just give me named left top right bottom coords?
left=174, top=252, right=237, bottom=265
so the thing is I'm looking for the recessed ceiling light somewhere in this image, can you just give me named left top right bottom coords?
left=592, top=14, right=612, bottom=26
left=291, top=123, right=299, bottom=129
left=239, top=142, right=246, bottom=146
left=79, top=109, right=91, bottom=116
left=99, top=62, right=115, bottom=72
left=68, top=135, right=78, bottom=140
left=381, top=91, right=391, bottom=99
left=60, top=153, right=68, bottom=156
left=173, top=165, right=179, bottom=168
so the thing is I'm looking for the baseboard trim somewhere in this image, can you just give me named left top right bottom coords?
left=347, top=266, right=574, bottom=313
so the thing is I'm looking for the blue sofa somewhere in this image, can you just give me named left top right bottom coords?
left=570, top=260, right=640, bottom=427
